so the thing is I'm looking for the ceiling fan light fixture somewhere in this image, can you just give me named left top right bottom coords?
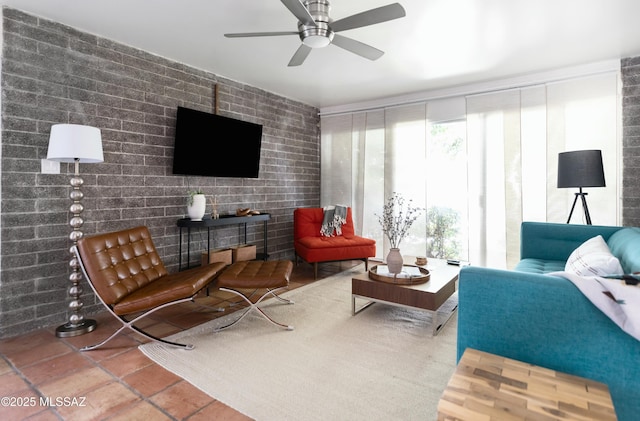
left=226, top=0, right=406, bottom=66
left=303, top=34, right=331, bottom=48
left=299, top=19, right=334, bottom=49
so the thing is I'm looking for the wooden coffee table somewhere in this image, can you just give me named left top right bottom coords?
left=351, top=259, right=460, bottom=335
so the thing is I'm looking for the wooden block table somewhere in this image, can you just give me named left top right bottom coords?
left=438, top=348, right=617, bottom=421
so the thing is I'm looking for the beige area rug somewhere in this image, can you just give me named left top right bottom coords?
left=139, top=265, right=459, bottom=421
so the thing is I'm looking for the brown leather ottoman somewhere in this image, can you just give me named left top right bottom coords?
left=216, top=260, right=294, bottom=331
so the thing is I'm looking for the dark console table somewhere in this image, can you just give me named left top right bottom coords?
left=177, top=213, right=271, bottom=270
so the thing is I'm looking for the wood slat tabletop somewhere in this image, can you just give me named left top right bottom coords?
left=437, top=348, right=617, bottom=421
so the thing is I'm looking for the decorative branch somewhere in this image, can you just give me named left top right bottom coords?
left=376, top=192, right=423, bottom=249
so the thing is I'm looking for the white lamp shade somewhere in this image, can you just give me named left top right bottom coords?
left=47, top=124, right=104, bottom=163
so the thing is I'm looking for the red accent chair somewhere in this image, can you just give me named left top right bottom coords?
left=294, top=207, right=376, bottom=279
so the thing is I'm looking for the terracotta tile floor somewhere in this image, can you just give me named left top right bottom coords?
left=0, top=261, right=362, bottom=421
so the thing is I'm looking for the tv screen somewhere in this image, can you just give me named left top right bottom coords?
left=172, top=106, right=263, bottom=178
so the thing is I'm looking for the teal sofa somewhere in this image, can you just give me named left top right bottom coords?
left=457, top=222, right=640, bottom=421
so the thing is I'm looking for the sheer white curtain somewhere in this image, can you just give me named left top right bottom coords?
left=320, top=72, right=620, bottom=268
left=467, top=73, right=619, bottom=268
left=321, top=106, right=427, bottom=259
left=321, top=101, right=466, bottom=260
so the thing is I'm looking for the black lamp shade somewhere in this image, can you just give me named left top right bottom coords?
left=557, top=150, right=606, bottom=188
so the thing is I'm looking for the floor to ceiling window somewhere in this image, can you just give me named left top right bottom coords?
left=425, top=120, right=468, bottom=261
left=320, top=71, right=620, bottom=269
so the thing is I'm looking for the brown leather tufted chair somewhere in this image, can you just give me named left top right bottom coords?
left=74, top=226, right=226, bottom=350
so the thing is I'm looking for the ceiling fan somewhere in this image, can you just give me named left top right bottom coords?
left=224, top=0, right=406, bottom=66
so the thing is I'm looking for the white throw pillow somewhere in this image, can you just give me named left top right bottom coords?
left=565, top=235, right=624, bottom=276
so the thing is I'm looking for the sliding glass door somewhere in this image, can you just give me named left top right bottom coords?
left=320, top=72, right=619, bottom=269
left=321, top=104, right=469, bottom=262
left=425, top=120, right=468, bottom=261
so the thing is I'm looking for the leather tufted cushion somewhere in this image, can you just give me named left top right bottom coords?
left=77, top=226, right=168, bottom=306
left=112, top=261, right=226, bottom=315
left=77, top=226, right=226, bottom=314
left=217, top=260, right=293, bottom=289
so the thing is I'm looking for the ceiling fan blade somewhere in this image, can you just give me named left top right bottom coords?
left=331, top=34, right=384, bottom=61
left=280, top=0, right=316, bottom=26
left=288, top=44, right=312, bottom=66
left=225, top=31, right=298, bottom=38
left=331, top=3, right=406, bottom=32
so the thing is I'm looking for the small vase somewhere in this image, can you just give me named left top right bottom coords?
left=187, top=194, right=206, bottom=221
left=386, top=248, right=404, bottom=274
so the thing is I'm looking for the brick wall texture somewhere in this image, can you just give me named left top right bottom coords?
left=2, top=7, right=639, bottom=339
left=621, top=57, right=640, bottom=226
left=0, top=8, right=320, bottom=338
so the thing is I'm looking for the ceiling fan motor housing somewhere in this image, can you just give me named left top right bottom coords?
left=224, top=0, right=406, bottom=66
left=299, top=0, right=334, bottom=48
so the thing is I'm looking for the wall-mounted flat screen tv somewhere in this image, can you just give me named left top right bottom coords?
left=172, top=106, right=263, bottom=178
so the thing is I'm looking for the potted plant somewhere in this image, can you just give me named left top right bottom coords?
left=187, top=190, right=206, bottom=221
left=377, top=192, right=423, bottom=273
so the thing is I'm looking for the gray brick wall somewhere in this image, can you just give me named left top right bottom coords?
left=622, top=57, right=640, bottom=226
left=0, top=7, right=320, bottom=338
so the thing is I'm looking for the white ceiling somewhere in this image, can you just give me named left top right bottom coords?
left=2, top=0, right=640, bottom=110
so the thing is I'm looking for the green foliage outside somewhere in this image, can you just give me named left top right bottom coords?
left=426, top=206, right=460, bottom=259
left=430, top=123, right=464, bottom=156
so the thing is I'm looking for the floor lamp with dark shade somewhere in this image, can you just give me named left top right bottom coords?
left=557, top=149, right=606, bottom=225
left=47, top=124, right=104, bottom=337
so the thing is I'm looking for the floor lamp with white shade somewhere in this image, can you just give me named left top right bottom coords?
left=47, top=124, right=104, bottom=337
